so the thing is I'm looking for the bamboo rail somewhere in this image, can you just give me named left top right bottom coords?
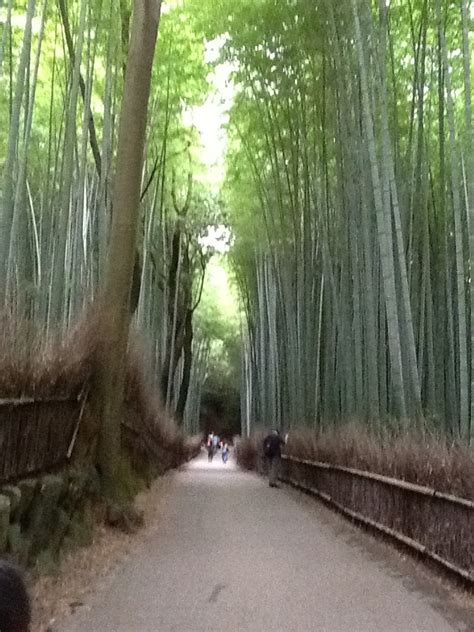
left=0, top=396, right=73, bottom=406
left=281, top=455, right=473, bottom=584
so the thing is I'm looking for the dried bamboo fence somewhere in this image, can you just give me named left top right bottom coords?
left=0, top=395, right=87, bottom=483
left=0, top=393, right=194, bottom=485
left=281, top=456, right=473, bottom=584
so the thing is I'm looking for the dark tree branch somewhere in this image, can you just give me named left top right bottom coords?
left=140, top=150, right=161, bottom=201
left=191, top=252, right=207, bottom=312
left=58, top=0, right=102, bottom=178
left=171, top=168, right=193, bottom=217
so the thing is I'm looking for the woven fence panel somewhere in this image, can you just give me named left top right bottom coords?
left=281, top=457, right=473, bottom=580
left=0, top=400, right=80, bottom=483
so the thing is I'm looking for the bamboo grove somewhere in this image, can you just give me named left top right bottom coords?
left=1, top=0, right=473, bottom=443
left=202, top=0, right=473, bottom=440
left=0, top=0, right=222, bottom=434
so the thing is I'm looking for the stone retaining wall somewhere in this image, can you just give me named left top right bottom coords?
left=0, top=467, right=99, bottom=571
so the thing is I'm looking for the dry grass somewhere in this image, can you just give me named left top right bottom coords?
left=0, top=311, right=200, bottom=480
left=0, top=314, right=98, bottom=399
left=124, top=338, right=201, bottom=466
left=237, top=425, right=474, bottom=501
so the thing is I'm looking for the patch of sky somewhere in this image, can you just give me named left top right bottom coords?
left=0, top=12, right=42, bottom=33
left=199, top=225, right=233, bottom=255
left=182, top=36, right=237, bottom=191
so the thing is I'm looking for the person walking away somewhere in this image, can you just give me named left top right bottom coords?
left=207, top=432, right=215, bottom=462
left=207, top=442, right=215, bottom=462
left=263, top=430, right=285, bottom=487
left=221, top=442, right=230, bottom=464
left=0, top=560, right=31, bottom=632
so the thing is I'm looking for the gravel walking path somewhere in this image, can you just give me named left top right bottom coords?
left=60, top=453, right=471, bottom=632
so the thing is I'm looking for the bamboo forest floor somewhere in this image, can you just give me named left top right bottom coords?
left=56, top=452, right=472, bottom=632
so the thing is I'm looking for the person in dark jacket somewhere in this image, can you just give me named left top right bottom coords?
left=0, top=560, right=31, bottom=632
left=263, top=430, right=286, bottom=487
left=207, top=431, right=215, bottom=462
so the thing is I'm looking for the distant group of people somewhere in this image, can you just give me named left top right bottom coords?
left=0, top=560, right=31, bottom=632
left=205, top=429, right=286, bottom=483
left=206, top=432, right=230, bottom=464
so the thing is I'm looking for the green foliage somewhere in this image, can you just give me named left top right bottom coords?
left=195, top=255, right=241, bottom=384
left=1, top=0, right=473, bottom=442
left=194, top=0, right=474, bottom=439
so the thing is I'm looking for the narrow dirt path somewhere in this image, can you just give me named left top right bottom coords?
left=59, top=453, right=470, bottom=632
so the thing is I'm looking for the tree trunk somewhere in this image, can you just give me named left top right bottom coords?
left=351, top=0, right=407, bottom=418
left=176, top=308, right=193, bottom=422
left=94, top=0, right=162, bottom=502
left=0, top=0, right=36, bottom=304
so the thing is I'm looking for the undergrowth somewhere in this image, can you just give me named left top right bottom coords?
left=0, top=311, right=200, bottom=479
